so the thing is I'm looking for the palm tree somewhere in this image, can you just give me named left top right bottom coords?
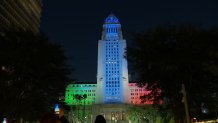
left=74, top=94, right=87, bottom=121
left=82, top=94, right=87, bottom=120
left=74, top=94, right=83, bottom=119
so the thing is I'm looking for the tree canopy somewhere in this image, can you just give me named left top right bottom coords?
left=0, top=29, right=72, bottom=121
left=127, top=25, right=218, bottom=121
left=127, top=105, right=165, bottom=123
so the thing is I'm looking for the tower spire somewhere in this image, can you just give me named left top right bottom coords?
left=104, top=13, right=119, bottom=24
left=102, top=14, right=123, bottom=40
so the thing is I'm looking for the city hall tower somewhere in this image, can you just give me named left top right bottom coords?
left=96, top=14, right=129, bottom=104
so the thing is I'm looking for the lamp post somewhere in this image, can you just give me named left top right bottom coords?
left=90, top=114, right=93, bottom=123
left=181, top=84, right=190, bottom=123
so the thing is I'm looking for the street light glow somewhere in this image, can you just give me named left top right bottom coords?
left=3, top=118, right=6, bottom=123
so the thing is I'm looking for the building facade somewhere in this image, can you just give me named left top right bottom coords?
left=65, top=14, right=151, bottom=123
left=65, top=14, right=151, bottom=106
left=96, top=14, right=129, bottom=104
left=65, top=82, right=97, bottom=106
left=0, top=0, right=42, bottom=33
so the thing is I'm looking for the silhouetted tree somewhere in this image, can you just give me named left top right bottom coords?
left=0, top=29, right=72, bottom=121
left=127, top=25, right=218, bottom=122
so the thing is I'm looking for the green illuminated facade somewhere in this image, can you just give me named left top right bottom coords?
left=65, top=82, right=97, bottom=106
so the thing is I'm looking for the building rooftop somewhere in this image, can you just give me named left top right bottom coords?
left=70, top=81, right=97, bottom=84
left=104, top=14, right=119, bottom=24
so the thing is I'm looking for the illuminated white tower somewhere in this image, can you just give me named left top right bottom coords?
left=97, top=14, right=129, bottom=104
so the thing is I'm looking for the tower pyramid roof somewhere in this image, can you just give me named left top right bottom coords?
left=105, top=14, right=119, bottom=24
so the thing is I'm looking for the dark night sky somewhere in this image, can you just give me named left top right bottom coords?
left=40, top=0, right=218, bottom=82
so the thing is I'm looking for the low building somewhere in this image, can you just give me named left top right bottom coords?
left=65, top=82, right=152, bottom=106
left=65, top=82, right=97, bottom=106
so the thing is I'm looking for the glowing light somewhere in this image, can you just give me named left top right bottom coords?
left=3, top=118, right=6, bottom=123
left=55, top=104, right=59, bottom=114
left=202, top=108, right=208, bottom=114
